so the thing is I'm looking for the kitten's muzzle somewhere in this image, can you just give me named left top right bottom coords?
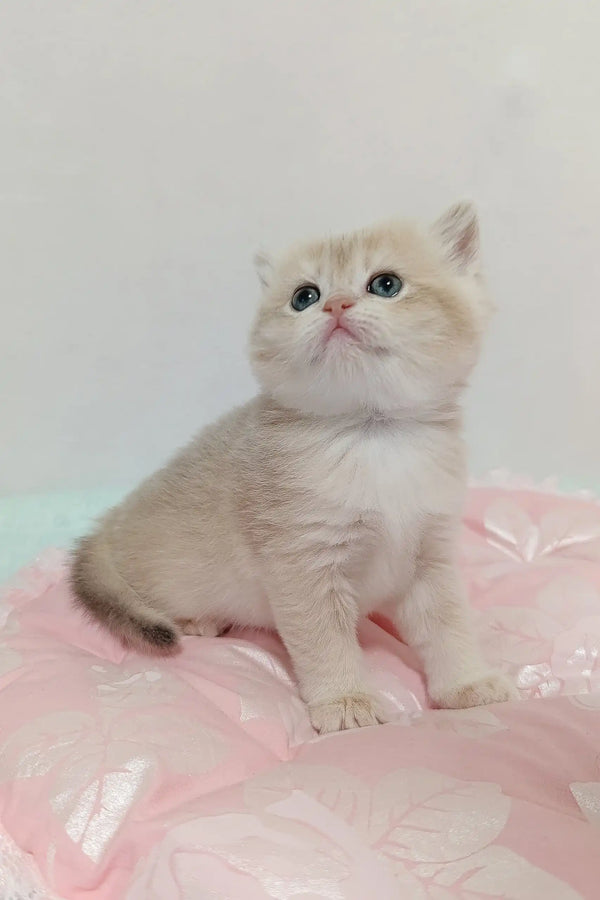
left=322, top=295, right=359, bottom=342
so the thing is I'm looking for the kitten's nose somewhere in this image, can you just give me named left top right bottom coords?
left=323, top=296, right=356, bottom=318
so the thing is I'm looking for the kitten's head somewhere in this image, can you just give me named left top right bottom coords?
left=250, top=203, right=493, bottom=418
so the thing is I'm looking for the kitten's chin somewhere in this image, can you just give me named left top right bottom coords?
left=267, top=373, right=423, bottom=418
left=253, top=341, right=469, bottom=419
left=264, top=362, right=464, bottom=420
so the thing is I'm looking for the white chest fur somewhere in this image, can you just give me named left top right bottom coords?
left=308, top=420, right=463, bottom=529
left=283, top=419, right=465, bottom=611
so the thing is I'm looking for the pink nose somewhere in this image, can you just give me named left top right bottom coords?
left=323, top=296, right=356, bottom=318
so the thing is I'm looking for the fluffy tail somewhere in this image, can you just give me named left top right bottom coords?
left=70, top=534, right=180, bottom=655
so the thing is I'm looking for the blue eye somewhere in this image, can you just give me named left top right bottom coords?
left=367, top=273, right=403, bottom=298
left=291, top=284, right=320, bottom=311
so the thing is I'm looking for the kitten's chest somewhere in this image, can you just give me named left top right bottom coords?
left=306, top=426, right=462, bottom=528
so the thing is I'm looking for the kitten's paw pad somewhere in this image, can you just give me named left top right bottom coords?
left=435, top=672, right=517, bottom=709
left=176, top=618, right=223, bottom=638
left=309, top=693, right=389, bottom=734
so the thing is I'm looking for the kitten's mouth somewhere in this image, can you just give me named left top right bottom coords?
left=324, top=320, right=358, bottom=344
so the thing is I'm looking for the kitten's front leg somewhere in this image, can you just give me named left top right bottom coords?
left=396, top=522, right=516, bottom=709
left=268, top=568, right=389, bottom=733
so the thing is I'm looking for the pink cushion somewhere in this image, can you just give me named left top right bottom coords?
left=1, top=484, right=599, bottom=898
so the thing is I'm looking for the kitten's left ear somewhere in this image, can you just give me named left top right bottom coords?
left=254, top=250, right=273, bottom=289
left=431, top=202, right=479, bottom=274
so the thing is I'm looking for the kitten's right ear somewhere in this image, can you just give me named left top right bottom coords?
left=254, top=251, right=273, bottom=290
left=431, top=202, right=480, bottom=274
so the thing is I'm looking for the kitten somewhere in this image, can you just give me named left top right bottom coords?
left=71, top=203, right=515, bottom=733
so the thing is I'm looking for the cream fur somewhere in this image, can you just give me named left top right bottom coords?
left=71, top=203, right=515, bottom=733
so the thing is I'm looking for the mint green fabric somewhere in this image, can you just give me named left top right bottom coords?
left=0, top=488, right=127, bottom=582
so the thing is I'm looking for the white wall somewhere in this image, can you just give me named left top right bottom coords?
left=2, top=0, right=599, bottom=494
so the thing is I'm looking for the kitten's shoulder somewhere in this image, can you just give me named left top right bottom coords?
left=184, top=396, right=263, bottom=451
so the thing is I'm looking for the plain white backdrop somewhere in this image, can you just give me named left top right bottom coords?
left=1, top=0, right=599, bottom=494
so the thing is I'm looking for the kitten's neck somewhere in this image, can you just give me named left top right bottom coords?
left=259, top=393, right=462, bottom=432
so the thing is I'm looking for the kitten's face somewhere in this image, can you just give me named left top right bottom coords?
left=250, top=204, right=492, bottom=417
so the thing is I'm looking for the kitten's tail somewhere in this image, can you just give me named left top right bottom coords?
left=70, top=534, right=180, bottom=655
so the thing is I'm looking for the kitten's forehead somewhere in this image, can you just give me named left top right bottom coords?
left=277, top=222, right=435, bottom=287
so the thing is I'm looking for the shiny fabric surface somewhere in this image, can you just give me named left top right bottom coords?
left=1, top=484, right=599, bottom=898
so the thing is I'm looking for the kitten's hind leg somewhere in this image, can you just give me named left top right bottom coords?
left=175, top=617, right=225, bottom=637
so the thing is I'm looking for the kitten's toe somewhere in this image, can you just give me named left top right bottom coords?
left=176, top=618, right=223, bottom=638
left=434, top=672, right=517, bottom=709
left=309, top=692, right=390, bottom=734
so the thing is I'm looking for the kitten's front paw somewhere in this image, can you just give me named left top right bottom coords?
left=434, top=672, right=517, bottom=709
left=309, top=693, right=390, bottom=734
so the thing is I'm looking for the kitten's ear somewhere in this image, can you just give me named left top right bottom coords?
left=254, top=250, right=274, bottom=289
left=431, top=202, right=479, bottom=273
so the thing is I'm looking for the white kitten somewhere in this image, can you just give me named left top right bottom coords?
left=71, top=203, right=515, bottom=733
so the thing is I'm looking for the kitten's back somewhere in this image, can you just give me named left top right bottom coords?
left=70, top=400, right=260, bottom=652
